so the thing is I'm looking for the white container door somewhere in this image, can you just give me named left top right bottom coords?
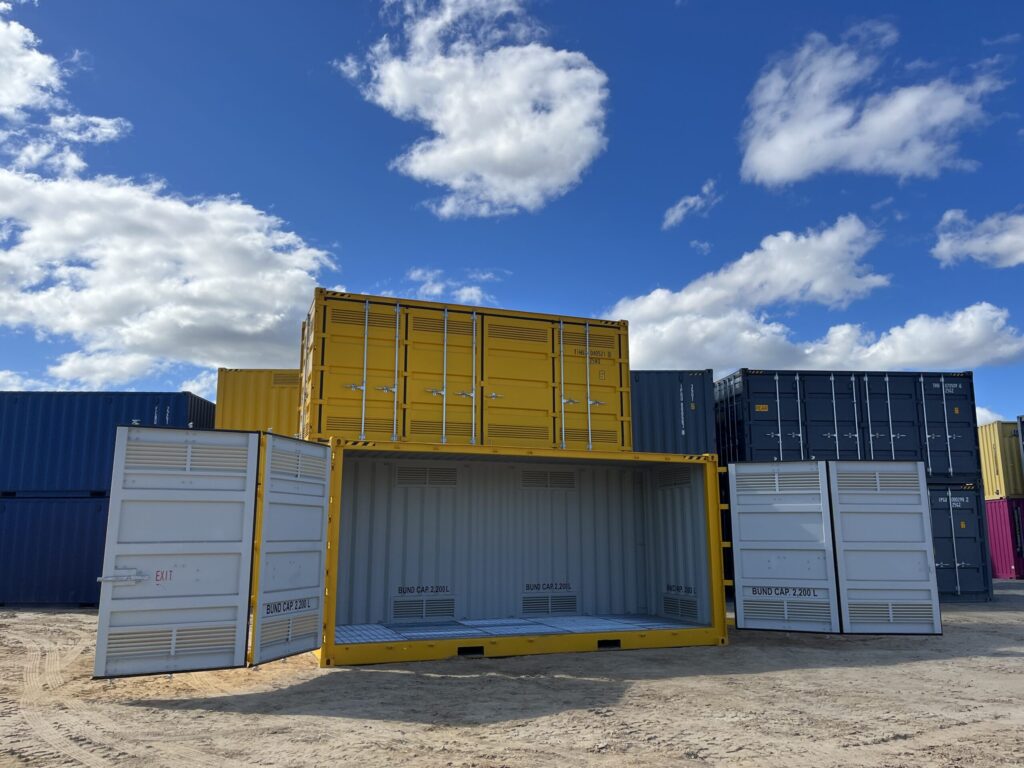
left=94, top=427, right=260, bottom=677
left=249, top=435, right=331, bottom=664
left=828, top=461, right=942, bottom=634
left=730, top=462, right=840, bottom=632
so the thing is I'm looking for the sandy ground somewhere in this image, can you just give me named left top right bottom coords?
left=1, top=583, right=1022, bottom=768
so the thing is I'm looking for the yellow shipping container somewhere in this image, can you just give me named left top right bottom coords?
left=215, top=369, right=300, bottom=435
left=300, top=289, right=633, bottom=451
left=979, top=421, right=1024, bottom=499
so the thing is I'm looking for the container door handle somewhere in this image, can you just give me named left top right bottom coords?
left=97, top=569, right=148, bottom=584
left=426, top=388, right=445, bottom=397
left=456, top=391, right=475, bottom=399
left=487, top=392, right=503, bottom=399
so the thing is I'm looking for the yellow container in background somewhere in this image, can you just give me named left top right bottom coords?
left=215, top=369, right=300, bottom=436
left=301, top=289, right=633, bottom=451
left=979, top=421, right=1024, bottom=499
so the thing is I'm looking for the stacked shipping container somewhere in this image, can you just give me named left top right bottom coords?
left=714, top=369, right=992, bottom=601
left=215, top=368, right=301, bottom=435
left=629, top=370, right=716, bottom=455
left=979, top=421, right=1024, bottom=580
left=0, top=391, right=215, bottom=604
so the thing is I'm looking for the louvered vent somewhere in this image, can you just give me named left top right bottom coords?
left=270, top=448, right=327, bottom=479
left=848, top=602, right=934, bottom=625
left=563, top=428, right=618, bottom=443
left=412, top=315, right=474, bottom=335
left=488, top=424, right=550, bottom=440
left=658, top=466, right=692, bottom=488
left=777, top=472, right=820, bottom=492
left=106, top=625, right=235, bottom=659
left=521, top=594, right=578, bottom=615
left=837, top=471, right=920, bottom=493
left=174, top=625, right=237, bottom=655
left=410, top=420, right=473, bottom=437
left=260, top=613, right=319, bottom=649
left=663, top=595, right=699, bottom=621
left=521, top=470, right=577, bottom=489
left=391, top=598, right=456, bottom=621
left=784, top=601, right=832, bottom=623
left=734, top=472, right=779, bottom=493
left=742, top=600, right=786, bottom=621
left=106, top=628, right=173, bottom=658
left=189, top=444, right=249, bottom=473
left=272, top=372, right=301, bottom=387
left=325, top=416, right=394, bottom=434
left=330, top=308, right=395, bottom=328
left=561, top=331, right=615, bottom=349
left=395, top=466, right=458, bottom=487
left=488, top=324, right=549, bottom=343
left=125, top=442, right=188, bottom=471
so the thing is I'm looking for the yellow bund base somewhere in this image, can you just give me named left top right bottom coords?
left=317, top=625, right=726, bottom=666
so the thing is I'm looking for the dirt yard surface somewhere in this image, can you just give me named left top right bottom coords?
left=2, top=583, right=1022, bottom=768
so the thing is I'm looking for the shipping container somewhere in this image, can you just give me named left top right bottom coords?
left=985, top=497, right=1024, bottom=580
left=300, top=290, right=633, bottom=452
left=93, top=427, right=726, bottom=676
left=0, top=391, right=214, bottom=495
left=979, top=422, right=1024, bottom=500
left=629, top=370, right=716, bottom=455
left=929, top=481, right=992, bottom=600
left=715, top=369, right=981, bottom=479
left=215, top=368, right=300, bottom=435
left=0, top=497, right=108, bottom=605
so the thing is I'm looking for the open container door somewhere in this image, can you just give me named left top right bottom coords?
left=248, top=434, right=331, bottom=664
left=94, top=427, right=260, bottom=678
left=828, top=461, right=942, bottom=634
left=729, top=462, right=841, bottom=632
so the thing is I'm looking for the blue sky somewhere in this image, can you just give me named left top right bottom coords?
left=1, top=0, right=1022, bottom=421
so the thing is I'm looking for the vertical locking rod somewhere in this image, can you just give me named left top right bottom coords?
left=359, top=300, right=369, bottom=439
left=920, top=375, right=933, bottom=476
left=940, top=374, right=954, bottom=477
left=441, top=308, right=448, bottom=445
left=391, top=303, right=400, bottom=441
left=559, top=320, right=567, bottom=450
left=585, top=322, right=593, bottom=451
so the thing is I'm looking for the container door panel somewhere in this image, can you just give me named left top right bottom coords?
left=94, top=427, right=259, bottom=677
left=319, top=299, right=404, bottom=441
left=929, top=485, right=990, bottom=597
left=482, top=317, right=554, bottom=447
left=405, top=309, right=478, bottom=445
left=558, top=324, right=624, bottom=451
left=828, top=461, right=941, bottom=634
left=729, top=462, right=840, bottom=632
left=249, top=436, right=330, bottom=664
left=802, top=374, right=863, bottom=461
left=918, top=374, right=979, bottom=478
left=741, top=373, right=807, bottom=462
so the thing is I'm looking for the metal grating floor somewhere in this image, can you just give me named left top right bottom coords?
left=334, top=614, right=701, bottom=645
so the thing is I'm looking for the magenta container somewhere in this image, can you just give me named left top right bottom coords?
left=985, top=498, right=1024, bottom=580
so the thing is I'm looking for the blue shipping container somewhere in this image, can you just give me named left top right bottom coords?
left=0, top=497, right=108, bottom=605
left=0, top=391, right=214, bottom=495
left=630, top=370, right=716, bottom=455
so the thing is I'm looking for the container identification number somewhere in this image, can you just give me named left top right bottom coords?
left=525, top=582, right=572, bottom=591
left=750, top=587, right=820, bottom=597
left=397, top=585, right=451, bottom=595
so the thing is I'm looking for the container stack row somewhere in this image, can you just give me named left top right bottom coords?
left=979, top=420, right=1024, bottom=580
left=0, top=392, right=214, bottom=605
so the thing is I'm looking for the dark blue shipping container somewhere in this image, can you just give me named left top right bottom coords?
left=0, top=391, right=214, bottom=495
left=714, top=369, right=981, bottom=479
left=630, top=370, right=716, bottom=455
left=0, top=497, right=108, bottom=605
left=928, top=481, right=993, bottom=601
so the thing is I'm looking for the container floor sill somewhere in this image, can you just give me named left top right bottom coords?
left=334, top=614, right=704, bottom=644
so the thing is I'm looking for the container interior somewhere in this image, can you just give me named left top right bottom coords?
left=334, top=452, right=712, bottom=644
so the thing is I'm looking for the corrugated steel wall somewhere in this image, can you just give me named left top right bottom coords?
left=0, top=392, right=215, bottom=494
left=214, top=369, right=300, bottom=435
left=0, top=497, right=108, bottom=604
left=335, top=455, right=711, bottom=628
left=985, top=498, right=1024, bottom=579
left=630, top=370, right=716, bottom=455
left=979, top=422, right=1024, bottom=499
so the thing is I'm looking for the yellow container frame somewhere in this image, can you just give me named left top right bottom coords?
left=317, top=440, right=727, bottom=666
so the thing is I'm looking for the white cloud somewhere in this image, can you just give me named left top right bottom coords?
left=452, top=285, right=492, bottom=305
left=741, top=21, right=1004, bottom=185
left=406, top=266, right=495, bottom=305
left=0, top=8, right=61, bottom=120
left=407, top=267, right=446, bottom=298
left=332, top=54, right=362, bottom=80
left=689, top=239, right=711, bottom=255
left=662, top=179, right=722, bottom=230
left=180, top=368, right=218, bottom=401
left=609, top=214, right=1024, bottom=371
left=932, top=208, right=1024, bottom=268
left=982, top=33, right=1021, bottom=46
left=342, top=0, right=608, bottom=217
left=0, top=368, right=52, bottom=390
left=976, top=406, right=1005, bottom=425
left=47, top=113, right=130, bottom=143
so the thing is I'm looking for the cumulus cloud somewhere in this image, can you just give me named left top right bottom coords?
left=741, top=21, right=1004, bottom=185
left=976, top=406, right=1004, bottom=425
left=342, top=0, right=608, bottom=217
left=406, top=266, right=494, bottom=305
left=0, top=10, right=330, bottom=389
left=0, top=368, right=52, bottom=390
left=407, top=267, right=446, bottom=299
left=932, top=208, right=1024, bottom=267
left=610, top=214, right=1024, bottom=371
left=662, top=179, right=722, bottom=230
left=179, top=369, right=219, bottom=401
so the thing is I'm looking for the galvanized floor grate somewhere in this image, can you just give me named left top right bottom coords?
left=334, top=615, right=701, bottom=645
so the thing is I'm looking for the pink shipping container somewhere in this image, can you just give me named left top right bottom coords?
left=985, top=498, right=1024, bottom=580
